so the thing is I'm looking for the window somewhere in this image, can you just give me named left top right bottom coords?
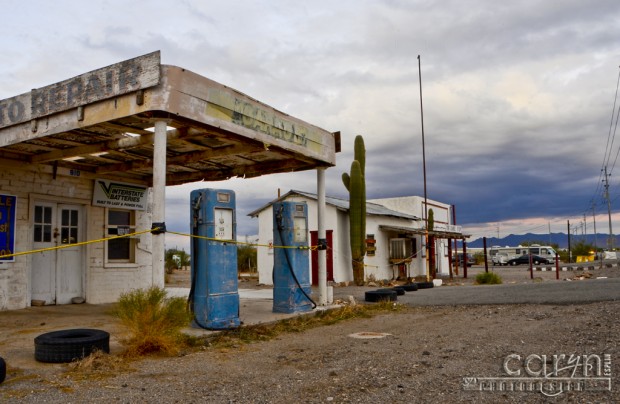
left=33, top=205, right=53, bottom=243
left=107, top=209, right=135, bottom=262
left=60, top=208, right=79, bottom=245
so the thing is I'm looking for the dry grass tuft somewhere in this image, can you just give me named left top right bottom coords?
left=65, top=350, right=133, bottom=380
left=206, top=301, right=404, bottom=350
left=112, top=286, right=193, bottom=357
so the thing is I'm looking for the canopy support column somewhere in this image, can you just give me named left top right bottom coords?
left=152, top=120, right=167, bottom=286
left=317, top=167, right=327, bottom=305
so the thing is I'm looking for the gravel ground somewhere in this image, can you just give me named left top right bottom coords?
left=1, top=266, right=618, bottom=403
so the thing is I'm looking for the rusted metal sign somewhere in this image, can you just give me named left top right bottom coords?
left=0, top=51, right=160, bottom=129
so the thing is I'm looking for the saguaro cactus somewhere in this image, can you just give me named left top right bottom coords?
left=342, top=135, right=366, bottom=285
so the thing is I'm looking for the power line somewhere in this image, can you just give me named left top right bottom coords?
left=585, top=66, right=620, bottom=215
left=602, top=66, right=620, bottom=171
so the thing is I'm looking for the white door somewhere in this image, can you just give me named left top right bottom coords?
left=31, top=203, right=56, bottom=304
left=31, top=202, right=84, bottom=305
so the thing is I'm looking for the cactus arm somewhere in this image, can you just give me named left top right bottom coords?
left=342, top=172, right=350, bottom=191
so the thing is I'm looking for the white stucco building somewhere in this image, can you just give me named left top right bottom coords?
left=249, top=190, right=467, bottom=285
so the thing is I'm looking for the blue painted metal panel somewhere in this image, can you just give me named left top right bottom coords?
left=189, top=188, right=240, bottom=329
left=272, top=201, right=313, bottom=313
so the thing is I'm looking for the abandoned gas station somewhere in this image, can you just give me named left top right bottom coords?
left=0, top=51, right=339, bottom=311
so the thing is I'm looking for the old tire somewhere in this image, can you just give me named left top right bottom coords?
left=0, top=356, right=5, bottom=384
left=415, top=281, right=434, bottom=289
left=34, top=329, right=110, bottom=363
left=365, top=289, right=397, bottom=303
left=392, top=286, right=406, bottom=295
left=400, top=283, right=418, bottom=292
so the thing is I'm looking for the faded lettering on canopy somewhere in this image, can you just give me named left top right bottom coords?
left=0, top=51, right=161, bottom=129
left=205, top=88, right=324, bottom=153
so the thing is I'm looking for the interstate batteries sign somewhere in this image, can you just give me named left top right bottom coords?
left=93, top=180, right=147, bottom=210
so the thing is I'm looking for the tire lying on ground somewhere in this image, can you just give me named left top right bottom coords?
left=34, top=329, right=110, bottom=363
left=415, top=281, right=434, bottom=289
left=365, top=289, right=398, bottom=302
left=0, top=356, right=5, bottom=384
left=400, top=283, right=418, bottom=292
left=392, top=286, right=406, bottom=296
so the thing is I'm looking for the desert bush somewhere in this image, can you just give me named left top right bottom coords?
left=475, top=272, right=502, bottom=285
left=113, top=286, right=193, bottom=357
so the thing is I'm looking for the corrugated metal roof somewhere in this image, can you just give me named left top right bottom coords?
left=248, top=189, right=420, bottom=220
left=379, top=225, right=469, bottom=239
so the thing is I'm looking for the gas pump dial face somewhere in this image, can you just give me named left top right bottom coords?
left=293, top=216, right=307, bottom=243
left=214, top=208, right=233, bottom=240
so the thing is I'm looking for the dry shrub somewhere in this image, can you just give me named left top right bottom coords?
left=475, top=272, right=503, bottom=285
left=112, top=286, right=193, bottom=357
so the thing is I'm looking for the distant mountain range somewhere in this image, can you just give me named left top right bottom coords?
left=464, top=233, right=618, bottom=249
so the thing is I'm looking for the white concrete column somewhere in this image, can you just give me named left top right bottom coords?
left=317, top=167, right=327, bottom=305
left=152, top=120, right=167, bottom=287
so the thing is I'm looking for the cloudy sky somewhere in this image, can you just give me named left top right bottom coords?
left=1, top=0, right=620, bottom=250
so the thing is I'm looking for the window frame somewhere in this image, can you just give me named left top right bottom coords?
left=105, top=208, right=137, bottom=265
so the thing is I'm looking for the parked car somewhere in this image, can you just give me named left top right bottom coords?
left=454, top=253, right=475, bottom=267
left=492, top=253, right=510, bottom=266
left=507, top=255, right=550, bottom=266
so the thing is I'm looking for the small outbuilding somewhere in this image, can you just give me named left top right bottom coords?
left=0, top=52, right=338, bottom=310
left=249, top=190, right=467, bottom=285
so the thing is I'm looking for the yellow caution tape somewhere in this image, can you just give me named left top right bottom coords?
left=167, top=231, right=318, bottom=251
left=0, top=227, right=319, bottom=260
left=0, top=228, right=156, bottom=260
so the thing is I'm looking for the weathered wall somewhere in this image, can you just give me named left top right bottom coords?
left=0, top=163, right=153, bottom=310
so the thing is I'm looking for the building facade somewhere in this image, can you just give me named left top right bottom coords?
left=249, top=190, right=466, bottom=285
left=0, top=166, right=155, bottom=310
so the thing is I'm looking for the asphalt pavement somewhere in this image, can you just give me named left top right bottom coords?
left=334, top=277, right=620, bottom=307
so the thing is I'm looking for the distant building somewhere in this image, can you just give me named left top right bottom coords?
left=248, top=190, right=467, bottom=285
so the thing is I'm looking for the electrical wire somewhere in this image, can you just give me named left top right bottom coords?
left=582, top=66, right=620, bottom=220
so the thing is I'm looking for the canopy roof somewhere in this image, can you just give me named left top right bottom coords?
left=0, top=51, right=338, bottom=186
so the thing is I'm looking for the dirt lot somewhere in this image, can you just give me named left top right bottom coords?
left=0, top=266, right=617, bottom=403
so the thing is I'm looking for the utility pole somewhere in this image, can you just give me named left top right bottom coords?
left=583, top=213, right=587, bottom=241
left=418, top=54, right=429, bottom=281
left=604, top=166, right=614, bottom=249
left=567, top=220, right=571, bottom=263
left=592, top=202, right=598, bottom=253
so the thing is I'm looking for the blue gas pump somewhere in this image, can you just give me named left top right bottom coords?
left=188, top=188, right=240, bottom=330
left=273, top=201, right=315, bottom=313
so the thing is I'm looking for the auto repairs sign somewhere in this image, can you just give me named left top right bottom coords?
left=0, top=194, right=16, bottom=262
left=0, top=51, right=160, bottom=129
left=93, top=179, right=147, bottom=211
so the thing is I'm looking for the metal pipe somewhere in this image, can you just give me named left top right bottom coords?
left=463, top=242, right=468, bottom=279
left=483, top=236, right=488, bottom=273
